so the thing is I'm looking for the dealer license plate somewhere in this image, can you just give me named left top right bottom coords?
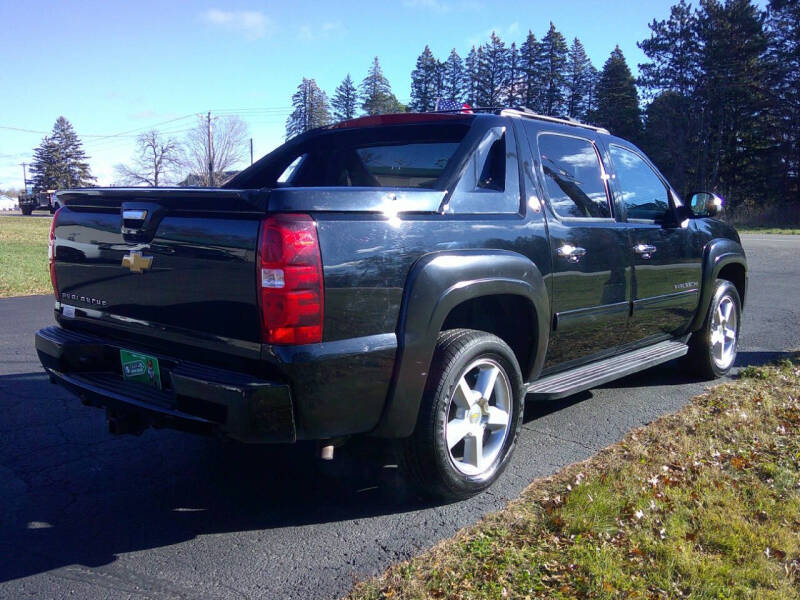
left=120, top=349, right=162, bottom=390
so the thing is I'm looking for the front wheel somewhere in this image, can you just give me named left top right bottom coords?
left=401, top=329, right=524, bottom=501
left=683, top=280, right=741, bottom=379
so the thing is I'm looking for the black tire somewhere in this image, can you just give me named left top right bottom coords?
left=21, top=206, right=32, bottom=216
left=401, top=328, right=524, bottom=501
left=683, top=280, right=741, bottom=379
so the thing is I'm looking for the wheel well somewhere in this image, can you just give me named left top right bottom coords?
left=440, top=294, right=536, bottom=374
left=718, top=262, right=746, bottom=308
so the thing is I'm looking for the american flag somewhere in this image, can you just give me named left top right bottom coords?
left=434, top=99, right=473, bottom=113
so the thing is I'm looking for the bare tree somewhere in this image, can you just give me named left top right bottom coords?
left=183, top=115, right=249, bottom=186
left=115, top=130, right=183, bottom=186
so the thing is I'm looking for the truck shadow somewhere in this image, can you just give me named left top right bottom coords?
left=0, top=372, right=427, bottom=584
left=2, top=349, right=794, bottom=584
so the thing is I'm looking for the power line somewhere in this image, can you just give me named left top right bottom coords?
left=0, top=114, right=197, bottom=139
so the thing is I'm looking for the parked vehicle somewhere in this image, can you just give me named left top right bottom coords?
left=18, top=189, right=58, bottom=215
left=35, top=109, right=746, bottom=500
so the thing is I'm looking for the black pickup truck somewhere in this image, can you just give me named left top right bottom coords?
left=35, top=109, right=746, bottom=500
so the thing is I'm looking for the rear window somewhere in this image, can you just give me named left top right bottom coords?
left=230, top=122, right=470, bottom=189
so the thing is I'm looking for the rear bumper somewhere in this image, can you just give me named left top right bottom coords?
left=35, top=326, right=295, bottom=443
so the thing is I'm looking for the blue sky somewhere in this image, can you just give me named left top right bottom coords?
left=0, top=0, right=750, bottom=189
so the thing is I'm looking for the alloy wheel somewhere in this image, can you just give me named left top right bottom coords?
left=710, top=294, right=738, bottom=369
left=444, top=358, right=512, bottom=476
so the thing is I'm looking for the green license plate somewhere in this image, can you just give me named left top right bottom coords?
left=120, top=349, right=162, bottom=390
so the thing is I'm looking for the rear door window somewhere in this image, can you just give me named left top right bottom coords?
left=447, top=125, right=521, bottom=214
left=537, top=133, right=611, bottom=219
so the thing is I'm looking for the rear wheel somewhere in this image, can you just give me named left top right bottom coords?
left=683, top=280, right=741, bottom=379
left=401, top=329, right=524, bottom=501
left=21, top=206, right=32, bottom=216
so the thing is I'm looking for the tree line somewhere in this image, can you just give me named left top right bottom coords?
left=25, top=0, right=798, bottom=214
left=287, top=0, right=799, bottom=214
left=638, top=0, right=798, bottom=213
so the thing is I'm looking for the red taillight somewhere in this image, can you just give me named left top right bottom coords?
left=257, top=214, right=324, bottom=345
left=48, top=208, right=61, bottom=300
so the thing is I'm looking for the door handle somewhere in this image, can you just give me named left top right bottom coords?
left=633, top=244, right=657, bottom=259
left=557, top=244, right=587, bottom=263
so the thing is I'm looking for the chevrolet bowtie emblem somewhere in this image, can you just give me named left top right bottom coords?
left=122, top=251, right=153, bottom=273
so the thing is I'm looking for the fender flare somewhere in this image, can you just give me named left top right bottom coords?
left=689, top=238, right=747, bottom=332
left=373, top=249, right=549, bottom=438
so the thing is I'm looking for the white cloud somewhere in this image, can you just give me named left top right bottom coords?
left=403, top=0, right=450, bottom=12
left=200, top=9, right=271, bottom=40
left=297, top=21, right=344, bottom=41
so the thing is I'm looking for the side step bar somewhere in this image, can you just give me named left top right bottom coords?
left=526, top=340, right=689, bottom=401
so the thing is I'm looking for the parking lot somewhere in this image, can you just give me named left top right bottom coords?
left=1, top=234, right=798, bottom=600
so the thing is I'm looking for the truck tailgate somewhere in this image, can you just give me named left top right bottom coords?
left=53, top=188, right=266, bottom=349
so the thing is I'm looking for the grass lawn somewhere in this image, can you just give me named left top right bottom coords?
left=0, top=216, right=52, bottom=298
left=350, top=358, right=800, bottom=599
left=736, top=227, right=800, bottom=235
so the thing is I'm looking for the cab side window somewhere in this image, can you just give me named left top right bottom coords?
left=609, top=145, right=670, bottom=221
left=538, top=134, right=611, bottom=219
left=448, top=126, right=520, bottom=214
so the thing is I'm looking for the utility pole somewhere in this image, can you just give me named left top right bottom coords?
left=250, top=138, right=254, bottom=165
left=20, top=162, right=27, bottom=189
left=206, top=111, right=215, bottom=187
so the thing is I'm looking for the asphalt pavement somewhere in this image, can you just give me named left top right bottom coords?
left=0, top=234, right=798, bottom=599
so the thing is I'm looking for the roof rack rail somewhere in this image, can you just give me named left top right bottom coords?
left=423, top=106, right=503, bottom=115
left=501, top=107, right=610, bottom=134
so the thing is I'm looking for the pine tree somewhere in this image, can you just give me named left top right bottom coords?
left=638, top=0, right=701, bottom=98
left=285, top=78, right=332, bottom=139
left=476, top=32, right=507, bottom=107
left=565, top=38, right=595, bottom=120
left=643, top=91, right=694, bottom=195
left=593, top=46, right=642, bottom=142
left=638, top=0, right=703, bottom=197
left=441, top=49, right=466, bottom=103
left=434, top=59, right=446, bottom=103
left=360, top=57, right=401, bottom=115
left=520, top=31, right=543, bottom=111
left=695, top=0, right=769, bottom=208
left=30, top=117, right=94, bottom=191
left=503, top=42, right=522, bottom=107
left=538, top=23, right=569, bottom=115
left=30, top=136, right=59, bottom=192
left=584, top=64, right=600, bottom=117
left=765, top=0, right=800, bottom=203
left=331, top=74, right=358, bottom=122
left=410, top=46, right=440, bottom=112
left=464, top=46, right=480, bottom=106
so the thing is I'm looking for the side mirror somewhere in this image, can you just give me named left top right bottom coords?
left=690, top=192, right=724, bottom=218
